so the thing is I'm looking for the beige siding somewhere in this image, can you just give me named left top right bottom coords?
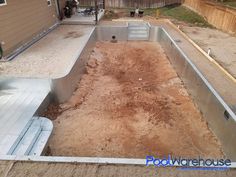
left=0, top=0, right=58, bottom=56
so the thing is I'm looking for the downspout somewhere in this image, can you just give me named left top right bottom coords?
left=95, top=0, right=98, bottom=24
left=55, top=0, right=62, bottom=20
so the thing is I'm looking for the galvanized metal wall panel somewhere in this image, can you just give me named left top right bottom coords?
left=157, top=27, right=236, bottom=160
left=51, top=28, right=96, bottom=103
left=96, top=26, right=128, bottom=41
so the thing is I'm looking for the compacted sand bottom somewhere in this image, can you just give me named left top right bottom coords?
left=46, top=41, right=223, bottom=158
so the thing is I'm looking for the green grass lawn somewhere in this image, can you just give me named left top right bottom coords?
left=103, top=5, right=212, bottom=28
left=145, top=5, right=212, bottom=28
left=221, top=0, right=236, bottom=8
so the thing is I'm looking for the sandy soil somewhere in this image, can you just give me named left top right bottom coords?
left=0, top=25, right=94, bottom=78
left=47, top=41, right=223, bottom=158
left=181, top=26, right=236, bottom=78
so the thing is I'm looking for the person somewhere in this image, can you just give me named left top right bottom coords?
left=135, top=7, right=139, bottom=17
left=76, top=0, right=79, bottom=7
left=64, top=1, right=72, bottom=18
left=72, top=0, right=78, bottom=14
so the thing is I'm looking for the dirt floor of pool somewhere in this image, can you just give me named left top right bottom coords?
left=44, top=41, right=224, bottom=158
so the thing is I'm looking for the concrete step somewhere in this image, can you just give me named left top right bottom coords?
left=128, top=34, right=149, bottom=37
left=128, top=32, right=149, bottom=40
left=128, top=22, right=150, bottom=41
left=129, top=30, right=148, bottom=34
left=128, top=26, right=148, bottom=30
left=128, top=37, right=149, bottom=41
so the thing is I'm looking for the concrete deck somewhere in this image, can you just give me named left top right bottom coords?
left=62, top=10, right=104, bottom=25
left=0, top=25, right=94, bottom=78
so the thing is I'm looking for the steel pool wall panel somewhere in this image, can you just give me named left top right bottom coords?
left=51, top=28, right=96, bottom=103
left=50, top=26, right=129, bottom=103
left=149, top=26, right=162, bottom=42
left=157, top=27, right=236, bottom=160
left=96, top=26, right=128, bottom=41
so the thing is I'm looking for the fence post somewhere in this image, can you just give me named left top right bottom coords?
left=95, top=0, right=98, bottom=24
left=103, top=0, right=105, bottom=9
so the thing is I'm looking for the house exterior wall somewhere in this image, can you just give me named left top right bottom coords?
left=0, top=0, right=58, bottom=57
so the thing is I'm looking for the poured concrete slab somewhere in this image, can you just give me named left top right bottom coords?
left=0, top=25, right=94, bottom=78
left=62, top=10, right=104, bottom=25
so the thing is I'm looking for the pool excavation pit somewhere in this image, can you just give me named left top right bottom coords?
left=1, top=23, right=236, bottom=166
left=45, top=41, right=223, bottom=159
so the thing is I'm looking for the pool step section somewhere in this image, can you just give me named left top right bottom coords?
left=0, top=78, right=51, bottom=156
left=128, top=22, right=150, bottom=41
left=11, top=117, right=53, bottom=156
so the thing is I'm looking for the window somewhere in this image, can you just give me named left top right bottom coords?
left=47, top=0, right=52, bottom=6
left=0, top=0, right=7, bottom=6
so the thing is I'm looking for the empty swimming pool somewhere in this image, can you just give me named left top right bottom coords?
left=0, top=23, right=236, bottom=167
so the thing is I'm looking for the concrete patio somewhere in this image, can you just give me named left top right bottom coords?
left=62, top=9, right=104, bottom=25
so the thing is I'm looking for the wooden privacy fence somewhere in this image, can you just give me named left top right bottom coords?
left=184, top=0, right=236, bottom=34
left=79, top=0, right=181, bottom=8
